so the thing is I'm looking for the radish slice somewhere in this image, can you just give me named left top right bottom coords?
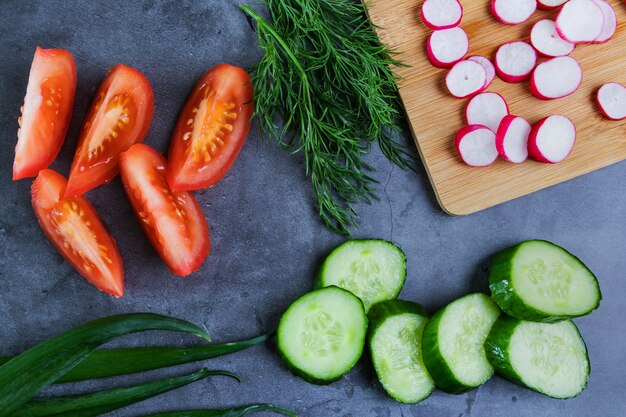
left=495, top=41, right=537, bottom=83
left=530, top=56, right=582, bottom=100
left=528, top=115, right=576, bottom=163
left=426, top=27, right=469, bottom=68
left=591, top=0, right=617, bottom=44
left=422, top=0, right=464, bottom=30
left=556, top=0, right=605, bottom=44
left=466, top=92, right=510, bottom=133
left=537, top=0, right=569, bottom=9
left=456, top=125, right=498, bottom=167
left=446, top=60, right=487, bottom=98
left=597, top=82, right=626, bottom=120
left=495, top=115, right=531, bottom=163
left=491, top=0, right=537, bottom=24
left=531, top=19, right=576, bottom=57
left=468, top=56, right=496, bottom=88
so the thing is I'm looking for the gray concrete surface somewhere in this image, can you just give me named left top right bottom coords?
left=1, top=1, right=625, bottom=416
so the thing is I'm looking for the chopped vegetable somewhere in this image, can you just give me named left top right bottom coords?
left=446, top=60, right=486, bottom=98
left=495, top=115, right=531, bottom=164
left=537, top=0, right=568, bottom=10
left=597, top=82, right=626, bottom=120
left=427, top=27, right=469, bottom=68
left=530, top=56, right=582, bottom=100
left=591, top=0, right=617, bottom=44
left=494, top=41, right=537, bottom=83
left=530, top=19, right=575, bottom=57
left=467, top=56, right=496, bottom=89
left=140, top=404, right=297, bottom=417
left=555, top=0, right=604, bottom=44
left=465, top=92, right=509, bottom=133
left=455, top=125, right=498, bottom=167
left=491, top=0, right=537, bottom=25
left=240, top=1, right=412, bottom=235
left=421, top=0, right=463, bottom=30
left=527, top=115, right=576, bottom=163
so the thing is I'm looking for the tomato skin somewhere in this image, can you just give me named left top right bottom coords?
left=13, top=47, right=76, bottom=180
left=167, top=64, right=253, bottom=191
left=31, top=169, right=124, bottom=297
left=120, top=144, right=210, bottom=276
left=65, top=64, right=154, bottom=197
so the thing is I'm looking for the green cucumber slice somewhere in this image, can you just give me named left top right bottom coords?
left=277, top=286, right=367, bottom=384
left=489, top=240, right=601, bottom=322
left=316, top=239, right=407, bottom=312
left=484, top=316, right=589, bottom=399
left=368, top=300, right=435, bottom=404
left=422, top=293, right=501, bottom=394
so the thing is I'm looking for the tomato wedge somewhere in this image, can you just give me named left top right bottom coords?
left=31, top=169, right=124, bottom=297
left=13, top=47, right=76, bottom=180
left=119, top=144, right=210, bottom=276
left=167, top=64, right=253, bottom=191
left=65, top=64, right=154, bottom=197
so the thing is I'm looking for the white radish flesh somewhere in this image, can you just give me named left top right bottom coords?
left=530, top=56, right=582, bottom=100
left=427, top=27, right=469, bottom=68
left=468, top=56, right=496, bottom=88
left=456, top=125, right=499, bottom=167
left=591, top=0, right=617, bottom=44
left=597, top=83, right=626, bottom=120
left=491, top=0, right=537, bottom=24
left=537, top=0, right=569, bottom=9
left=422, top=0, right=464, bottom=30
left=495, top=41, right=537, bottom=83
left=446, top=60, right=487, bottom=98
left=466, top=92, right=510, bottom=133
left=528, top=115, right=576, bottom=163
left=530, top=19, right=575, bottom=57
left=556, top=0, right=605, bottom=43
left=495, top=115, right=531, bottom=163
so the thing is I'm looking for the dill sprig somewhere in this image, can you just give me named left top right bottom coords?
left=241, top=0, right=413, bottom=235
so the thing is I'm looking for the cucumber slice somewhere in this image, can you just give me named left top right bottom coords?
left=316, top=239, right=407, bottom=312
left=276, top=286, right=367, bottom=384
left=484, top=316, right=589, bottom=399
left=368, top=300, right=435, bottom=404
left=422, top=293, right=501, bottom=393
left=490, top=240, right=601, bottom=322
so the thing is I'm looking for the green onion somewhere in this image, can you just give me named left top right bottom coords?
left=0, top=313, right=211, bottom=416
left=141, top=404, right=297, bottom=417
left=10, top=368, right=237, bottom=417
left=0, top=333, right=271, bottom=383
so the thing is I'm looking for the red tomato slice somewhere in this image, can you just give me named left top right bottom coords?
left=31, top=169, right=124, bottom=297
left=119, top=144, right=210, bottom=276
left=13, top=47, right=76, bottom=180
left=65, top=64, right=154, bottom=197
left=167, top=64, right=253, bottom=191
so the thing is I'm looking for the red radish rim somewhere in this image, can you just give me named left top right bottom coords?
left=426, top=27, right=469, bottom=68
left=530, top=19, right=576, bottom=57
left=456, top=124, right=499, bottom=167
left=597, top=82, right=626, bottom=121
left=495, top=41, right=537, bottom=83
left=537, top=0, right=568, bottom=10
left=468, top=56, right=496, bottom=88
left=446, top=60, right=487, bottom=98
left=495, top=115, right=531, bottom=163
left=491, top=0, right=537, bottom=25
left=530, top=56, right=582, bottom=100
left=421, top=0, right=464, bottom=30
left=465, top=92, right=510, bottom=133
left=591, top=0, right=617, bottom=44
left=556, top=0, right=605, bottom=44
left=528, top=115, right=576, bottom=164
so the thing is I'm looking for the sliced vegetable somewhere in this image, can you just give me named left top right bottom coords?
left=421, top=0, right=463, bottom=30
left=65, top=64, right=154, bottom=197
left=315, top=239, right=407, bottom=312
left=0, top=334, right=270, bottom=383
left=456, top=125, right=498, bottom=167
left=465, top=92, right=509, bottom=133
left=368, top=300, right=435, bottom=404
left=467, top=56, right=496, bottom=89
left=0, top=313, right=211, bottom=417
left=530, top=56, right=582, bottom=100
left=597, top=82, right=626, bottom=121
left=495, top=41, right=537, bottom=83
left=490, top=0, right=536, bottom=25
left=141, top=404, right=297, bottom=417
left=556, top=0, right=605, bottom=44
left=530, top=20, right=575, bottom=57
left=119, top=143, right=210, bottom=276
left=13, top=47, right=76, bottom=181
left=277, top=286, right=367, bottom=384
left=591, top=0, right=617, bottom=43
left=167, top=64, right=253, bottom=191
left=31, top=169, right=124, bottom=297
left=495, top=115, right=531, bottom=164
left=426, top=27, right=469, bottom=68
left=11, top=369, right=237, bottom=417
left=484, top=316, right=590, bottom=398
left=446, top=60, right=486, bottom=98
left=489, top=240, right=601, bottom=322
left=528, top=115, right=576, bottom=163
left=537, top=0, right=568, bottom=9
left=422, top=293, right=501, bottom=394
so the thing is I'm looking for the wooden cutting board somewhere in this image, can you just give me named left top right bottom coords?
left=368, top=0, right=626, bottom=215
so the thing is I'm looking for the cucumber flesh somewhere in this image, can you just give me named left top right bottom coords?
left=277, top=286, right=367, bottom=384
left=485, top=316, right=589, bottom=398
left=368, top=300, right=434, bottom=404
left=316, top=239, right=407, bottom=312
left=490, top=240, right=601, bottom=322
left=422, top=293, right=501, bottom=393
